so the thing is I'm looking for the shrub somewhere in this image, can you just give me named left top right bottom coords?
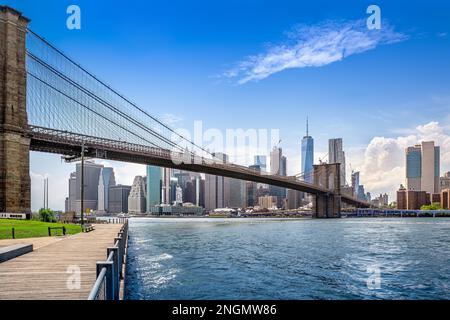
left=420, top=203, right=442, bottom=211
left=39, top=208, right=56, bottom=222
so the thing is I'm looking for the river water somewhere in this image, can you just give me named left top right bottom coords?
left=124, top=217, right=450, bottom=300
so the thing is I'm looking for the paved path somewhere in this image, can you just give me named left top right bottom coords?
left=0, top=223, right=122, bottom=300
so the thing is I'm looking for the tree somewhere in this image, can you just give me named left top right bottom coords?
left=39, top=208, right=56, bottom=222
left=420, top=203, right=442, bottom=211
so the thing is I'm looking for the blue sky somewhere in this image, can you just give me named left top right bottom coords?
left=6, top=0, right=450, bottom=210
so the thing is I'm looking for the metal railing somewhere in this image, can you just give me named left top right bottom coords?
left=88, top=220, right=128, bottom=300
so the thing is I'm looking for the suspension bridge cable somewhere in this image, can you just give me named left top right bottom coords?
left=26, top=28, right=219, bottom=161
left=27, top=51, right=185, bottom=153
left=27, top=71, right=163, bottom=150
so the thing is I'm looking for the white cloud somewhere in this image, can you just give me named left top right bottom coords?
left=353, top=121, right=450, bottom=202
left=161, top=113, right=183, bottom=126
left=223, top=19, right=407, bottom=84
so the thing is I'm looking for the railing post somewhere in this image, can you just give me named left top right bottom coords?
left=63, top=226, right=66, bottom=235
left=114, top=236, right=123, bottom=277
left=12, top=227, right=15, bottom=239
left=107, top=247, right=119, bottom=300
left=48, top=227, right=51, bottom=237
left=96, top=261, right=114, bottom=300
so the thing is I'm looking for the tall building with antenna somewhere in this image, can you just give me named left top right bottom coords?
left=301, top=117, right=314, bottom=183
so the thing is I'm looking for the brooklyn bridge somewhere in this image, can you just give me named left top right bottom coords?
left=0, top=6, right=371, bottom=219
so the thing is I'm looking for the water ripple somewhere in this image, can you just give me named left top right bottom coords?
left=125, top=217, right=450, bottom=300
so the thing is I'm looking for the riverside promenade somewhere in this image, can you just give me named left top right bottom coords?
left=0, top=223, right=123, bottom=300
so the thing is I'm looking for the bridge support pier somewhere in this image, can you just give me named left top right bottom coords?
left=0, top=7, right=31, bottom=214
left=312, top=163, right=341, bottom=218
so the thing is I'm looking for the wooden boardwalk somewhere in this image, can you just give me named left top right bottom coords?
left=0, top=223, right=122, bottom=300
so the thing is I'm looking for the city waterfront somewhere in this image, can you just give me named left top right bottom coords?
left=125, top=217, right=450, bottom=300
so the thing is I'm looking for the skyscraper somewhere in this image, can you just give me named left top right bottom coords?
left=68, top=172, right=77, bottom=212
left=205, top=153, right=230, bottom=210
left=128, top=175, right=147, bottom=213
left=146, top=165, right=161, bottom=210
left=254, top=155, right=267, bottom=172
left=161, top=168, right=171, bottom=205
left=406, top=141, right=440, bottom=194
left=301, top=117, right=314, bottom=183
left=75, top=161, right=103, bottom=213
left=98, top=167, right=116, bottom=213
left=269, top=146, right=286, bottom=207
left=328, top=138, right=346, bottom=186
left=108, top=185, right=131, bottom=213
left=227, top=178, right=246, bottom=208
left=351, top=171, right=360, bottom=198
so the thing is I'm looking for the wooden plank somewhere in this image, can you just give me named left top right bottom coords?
left=0, top=223, right=122, bottom=300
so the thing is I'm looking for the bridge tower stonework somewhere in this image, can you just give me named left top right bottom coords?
left=312, top=163, right=341, bottom=218
left=0, top=7, right=31, bottom=213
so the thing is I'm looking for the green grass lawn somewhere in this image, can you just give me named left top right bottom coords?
left=0, top=219, right=82, bottom=240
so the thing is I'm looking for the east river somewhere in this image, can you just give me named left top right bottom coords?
left=124, top=217, right=450, bottom=299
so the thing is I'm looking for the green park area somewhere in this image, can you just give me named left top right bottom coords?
left=0, top=209, right=82, bottom=240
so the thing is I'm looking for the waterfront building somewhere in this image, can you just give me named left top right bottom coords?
left=128, top=175, right=147, bottom=213
left=431, top=193, right=441, bottom=204
left=258, top=195, right=278, bottom=209
left=406, top=141, right=440, bottom=194
left=377, top=193, right=389, bottom=206
left=441, top=189, right=450, bottom=209
left=98, top=167, right=116, bottom=213
left=397, top=185, right=407, bottom=209
left=148, top=203, right=203, bottom=216
left=328, top=138, right=346, bottom=186
left=109, top=185, right=131, bottom=213
left=301, top=117, right=314, bottom=183
left=146, top=165, right=161, bottom=210
left=440, top=172, right=450, bottom=191
left=175, top=184, right=183, bottom=204
left=227, top=178, right=246, bottom=208
left=286, top=189, right=302, bottom=210
left=399, top=189, right=430, bottom=210
left=75, top=161, right=103, bottom=213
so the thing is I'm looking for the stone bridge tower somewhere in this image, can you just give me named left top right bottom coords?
left=0, top=6, right=31, bottom=213
left=312, top=163, right=341, bottom=218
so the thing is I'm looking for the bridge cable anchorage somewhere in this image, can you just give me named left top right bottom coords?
left=26, top=28, right=222, bottom=163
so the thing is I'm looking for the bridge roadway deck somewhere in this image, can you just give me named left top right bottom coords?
left=0, top=223, right=122, bottom=300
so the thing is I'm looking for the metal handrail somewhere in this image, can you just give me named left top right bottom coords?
left=88, top=219, right=128, bottom=300
left=87, top=266, right=107, bottom=300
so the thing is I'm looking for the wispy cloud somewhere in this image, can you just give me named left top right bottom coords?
left=161, top=113, right=183, bottom=126
left=223, top=19, right=407, bottom=84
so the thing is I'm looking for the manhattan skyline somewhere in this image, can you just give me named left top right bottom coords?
left=4, top=0, right=449, bottom=211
